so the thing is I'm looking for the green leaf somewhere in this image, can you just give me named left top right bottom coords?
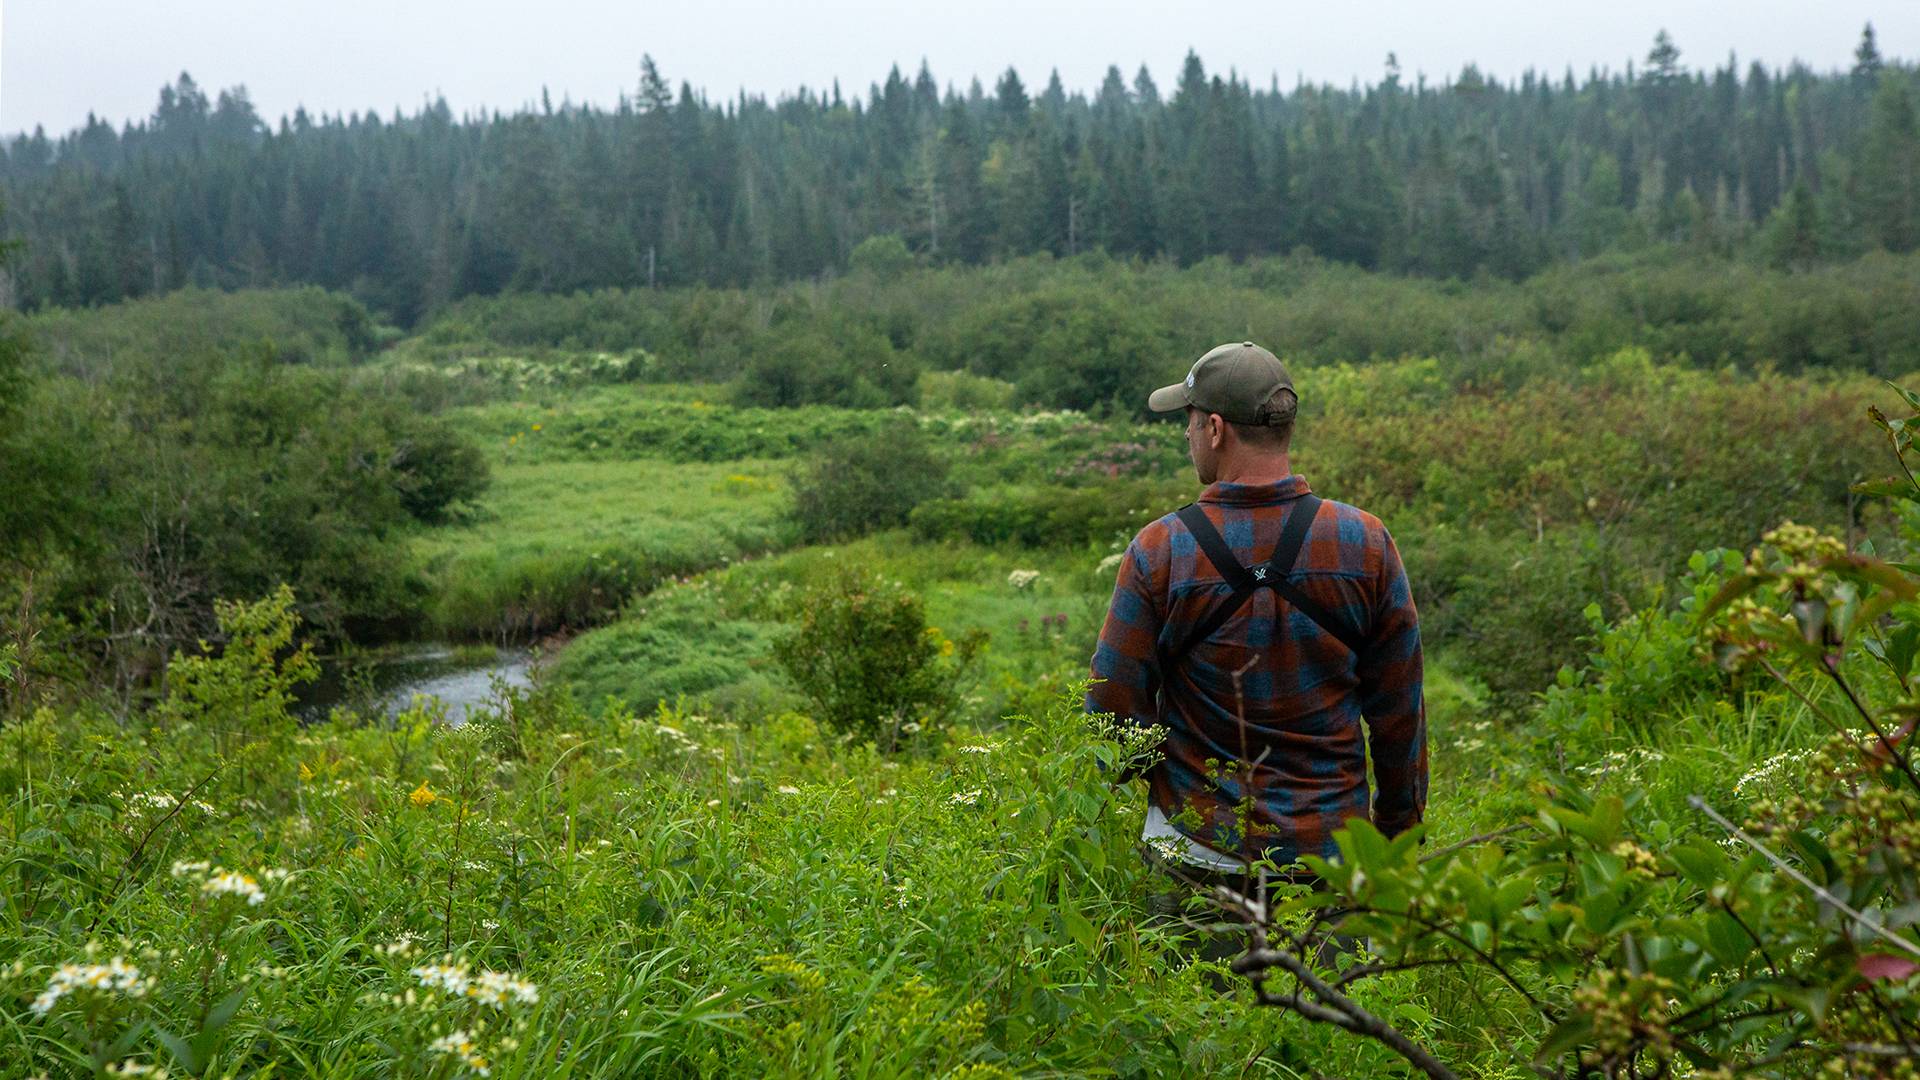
left=1851, top=475, right=1919, bottom=501
left=154, top=1027, right=203, bottom=1074
left=1340, top=818, right=1391, bottom=870
left=1533, top=1014, right=1595, bottom=1064
left=1706, top=910, right=1756, bottom=967
left=1582, top=887, right=1623, bottom=935
left=1786, top=830, right=1836, bottom=888
left=1826, top=554, right=1920, bottom=601
left=1669, top=841, right=1729, bottom=888
left=1494, top=874, right=1535, bottom=918
left=1886, top=381, right=1920, bottom=414
left=1059, top=908, right=1097, bottom=951
left=206, top=983, right=251, bottom=1032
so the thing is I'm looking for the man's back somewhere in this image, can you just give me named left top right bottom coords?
left=1088, top=473, right=1426, bottom=867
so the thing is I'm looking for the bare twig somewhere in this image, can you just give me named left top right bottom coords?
left=1820, top=658, right=1920, bottom=796
left=1419, top=823, right=1530, bottom=864
left=1690, top=795, right=1920, bottom=960
left=1219, top=887, right=1459, bottom=1080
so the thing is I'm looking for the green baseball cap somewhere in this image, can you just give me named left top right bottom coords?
left=1147, top=341, right=1295, bottom=424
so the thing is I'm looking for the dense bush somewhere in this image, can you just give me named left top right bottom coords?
left=927, top=287, right=1181, bottom=413
left=5, top=325, right=491, bottom=694
left=771, top=568, right=980, bottom=747
left=787, top=427, right=953, bottom=543
left=408, top=250, right=1920, bottom=412
left=908, top=480, right=1186, bottom=549
left=734, top=312, right=920, bottom=409
left=27, top=286, right=379, bottom=377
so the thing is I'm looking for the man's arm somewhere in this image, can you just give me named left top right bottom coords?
left=1086, top=535, right=1165, bottom=741
left=1358, top=529, right=1427, bottom=838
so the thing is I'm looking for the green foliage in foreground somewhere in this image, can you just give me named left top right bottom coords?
left=1, top=591, right=1462, bottom=1078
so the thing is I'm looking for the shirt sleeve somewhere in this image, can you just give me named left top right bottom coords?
left=1086, top=535, right=1165, bottom=740
left=1359, top=529, right=1428, bottom=839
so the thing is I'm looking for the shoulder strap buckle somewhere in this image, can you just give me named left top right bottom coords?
left=1161, top=494, right=1365, bottom=664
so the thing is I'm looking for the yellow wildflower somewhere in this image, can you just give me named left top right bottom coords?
left=298, top=762, right=314, bottom=783
left=409, top=781, right=439, bottom=808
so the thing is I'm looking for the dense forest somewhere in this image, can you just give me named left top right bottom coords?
left=4, top=27, right=1918, bottom=321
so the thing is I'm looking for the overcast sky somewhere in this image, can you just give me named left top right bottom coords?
left=5, top=1, right=1917, bottom=137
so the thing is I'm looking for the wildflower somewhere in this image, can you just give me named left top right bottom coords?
left=1007, top=569, right=1041, bottom=591
left=412, top=959, right=539, bottom=1009
left=1096, top=552, right=1126, bottom=577
left=201, top=870, right=267, bottom=906
left=32, top=956, right=154, bottom=1017
left=410, top=781, right=439, bottom=808
left=948, top=789, right=982, bottom=807
left=170, top=860, right=211, bottom=878
left=706, top=798, right=722, bottom=808
left=959, top=744, right=995, bottom=755
left=469, top=970, right=541, bottom=1008
left=297, top=762, right=314, bottom=783
left=103, top=1063, right=168, bottom=1078
left=776, top=785, right=801, bottom=795
left=428, top=1029, right=492, bottom=1076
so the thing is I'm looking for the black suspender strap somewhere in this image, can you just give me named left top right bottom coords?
left=1163, top=494, right=1368, bottom=664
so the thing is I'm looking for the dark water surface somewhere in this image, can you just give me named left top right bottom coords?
left=299, top=644, right=534, bottom=725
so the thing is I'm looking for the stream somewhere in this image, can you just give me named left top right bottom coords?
left=298, top=643, right=536, bottom=725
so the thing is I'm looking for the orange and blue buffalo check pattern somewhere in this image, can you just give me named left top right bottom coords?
left=1088, top=475, right=1427, bottom=866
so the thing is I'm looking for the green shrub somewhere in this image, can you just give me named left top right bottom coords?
left=916, top=369, right=1016, bottom=411
left=848, top=234, right=915, bottom=277
left=908, top=481, right=1184, bottom=548
left=787, top=427, right=953, bottom=543
left=770, top=569, right=979, bottom=747
left=734, top=311, right=920, bottom=409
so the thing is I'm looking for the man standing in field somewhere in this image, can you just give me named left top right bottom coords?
left=1088, top=341, right=1427, bottom=914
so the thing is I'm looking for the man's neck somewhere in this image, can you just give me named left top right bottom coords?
left=1211, top=452, right=1292, bottom=486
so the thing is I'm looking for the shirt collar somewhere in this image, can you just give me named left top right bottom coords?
left=1195, top=474, right=1313, bottom=506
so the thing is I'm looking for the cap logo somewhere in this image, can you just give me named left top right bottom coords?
left=1185, top=372, right=1195, bottom=389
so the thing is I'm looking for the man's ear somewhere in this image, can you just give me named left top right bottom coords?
left=1207, top=412, right=1227, bottom=449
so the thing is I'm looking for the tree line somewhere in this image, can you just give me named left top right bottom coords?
left=2, top=27, right=1916, bottom=322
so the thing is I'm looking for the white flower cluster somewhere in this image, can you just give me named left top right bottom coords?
left=1734, top=747, right=1819, bottom=795
left=171, top=861, right=287, bottom=906
left=947, top=789, right=982, bottom=807
left=124, top=791, right=214, bottom=816
left=1572, top=747, right=1666, bottom=778
left=32, top=956, right=154, bottom=1017
left=103, top=1062, right=169, bottom=1078
left=1095, top=552, right=1127, bottom=577
left=412, top=959, right=540, bottom=1009
left=376, top=932, right=422, bottom=959
left=1007, top=569, right=1041, bottom=591
left=428, top=1029, right=493, bottom=1076
left=201, top=871, right=266, bottom=906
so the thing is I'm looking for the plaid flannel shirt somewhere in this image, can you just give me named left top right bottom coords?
left=1087, top=474, right=1427, bottom=866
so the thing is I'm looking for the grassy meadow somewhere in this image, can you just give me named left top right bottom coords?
left=8, top=266, right=1920, bottom=1076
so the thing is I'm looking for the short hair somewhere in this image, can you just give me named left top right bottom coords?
left=1227, top=388, right=1297, bottom=450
